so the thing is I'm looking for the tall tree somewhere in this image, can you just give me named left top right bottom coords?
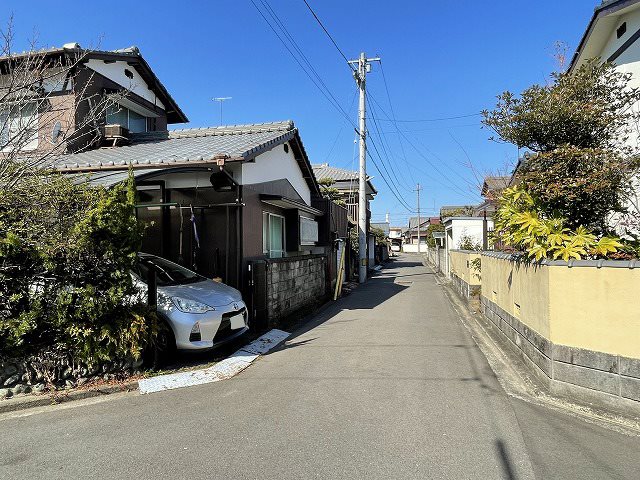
left=483, top=58, right=640, bottom=235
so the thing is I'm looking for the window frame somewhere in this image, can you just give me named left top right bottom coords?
left=262, top=212, right=286, bottom=258
left=0, top=102, right=39, bottom=152
left=106, top=104, right=148, bottom=133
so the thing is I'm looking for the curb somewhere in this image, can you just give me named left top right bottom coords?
left=0, top=380, right=139, bottom=415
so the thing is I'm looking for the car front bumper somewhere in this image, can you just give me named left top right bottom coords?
left=163, top=301, right=249, bottom=350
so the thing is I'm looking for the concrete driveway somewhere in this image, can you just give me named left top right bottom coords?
left=0, top=255, right=638, bottom=479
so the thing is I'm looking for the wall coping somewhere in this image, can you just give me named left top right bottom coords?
left=450, top=249, right=482, bottom=254
left=481, top=250, right=640, bottom=269
left=266, top=253, right=327, bottom=264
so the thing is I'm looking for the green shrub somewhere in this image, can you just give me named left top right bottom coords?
left=0, top=170, right=156, bottom=361
left=457, top=234, right=481, bottom=251
left=493, top=185, right=622, bottom=261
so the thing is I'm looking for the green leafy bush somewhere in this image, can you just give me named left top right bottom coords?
left=0, top=170, right=156, bottom=361
left=483, top=58, right=640, bottom=256
left=493, top=185, right=622, bottom=261
left=457, top=234, right=481, bottom=251
left=426, top=223, right=444, bottom=247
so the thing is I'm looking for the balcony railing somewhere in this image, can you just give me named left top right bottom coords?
left=346, top=203, right=371, bottom=224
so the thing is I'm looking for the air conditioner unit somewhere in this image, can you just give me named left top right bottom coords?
left=103, top=124, right=130, bottom=146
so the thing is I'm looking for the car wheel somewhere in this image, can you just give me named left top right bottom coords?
left=150, top=322, right=176, bottom=369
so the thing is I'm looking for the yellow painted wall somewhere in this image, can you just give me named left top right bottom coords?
left=481, top=255, right=551, bottom=338
left=549, top=267, right=640, bottom=359
left=449, top=250, right=481, bottom=286
left=482, top=255, right=640, bottom=359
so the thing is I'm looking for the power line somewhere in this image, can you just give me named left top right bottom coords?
left=375, top=113, right=482, bottom=123
left=377, top=61, right=417, bottom=190
left=249, top=0, right=356, bottom=129
left=377, top=123, right=480, bottom=134
left=365, top=142, right=414, bottom=212
left=253, top=2, right=414, bottom=214
left=301, top=0, right=355, bottom=71
left=366, top=98, right=413, bottom=193
left=323, top=87, right=359, bottom=163
left=368, top=93, right=480, bottom=202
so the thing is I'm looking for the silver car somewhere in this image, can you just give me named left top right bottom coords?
left=133, top=253, right=248, bottom=352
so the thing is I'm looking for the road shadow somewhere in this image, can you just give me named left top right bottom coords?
left=278, top=260, right=421, bottom=346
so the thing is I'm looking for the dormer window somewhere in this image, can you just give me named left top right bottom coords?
left=106, top=104, right=148, bottom=133
left=617, top=22, right=627, bottom=39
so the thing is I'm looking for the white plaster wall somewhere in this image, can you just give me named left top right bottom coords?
left=584, top=7, right=640, bottom=151
left=368, top=235, right=375, bottom=266
left=444, top=218, right=494, bottom=251
left=85, top=59, right=165, bottom=109
left=241, top=143, right=311, bottom=205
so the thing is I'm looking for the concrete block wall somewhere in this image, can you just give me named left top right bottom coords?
left=267, top=254, right=327, bottom=328
left=424, top=246, right=447, bottom=275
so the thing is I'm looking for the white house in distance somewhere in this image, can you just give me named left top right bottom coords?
left=570, top=0, right=640, bottom=235
left=443, top=216, right=494, bottom=277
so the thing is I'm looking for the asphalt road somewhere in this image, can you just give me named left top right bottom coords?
left=1, top=255, right=638, bottom=479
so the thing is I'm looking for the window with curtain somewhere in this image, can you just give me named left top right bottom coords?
left=0, top=103, right=38, bottom=151
left=106, top=104, right=148, bottom=133
left=262, top=212, right=286, bottom=258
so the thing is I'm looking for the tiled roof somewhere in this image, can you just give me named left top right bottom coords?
left=0, top=44, right=139, bottom=60
left=371, top=222, right=390, bottom=235
left=55, top=121, right=296, bottom=171
left=407, top=217, right=435, bottom=229
left=312, top=164, right=360, bottom=181
left=311, top=163, right=377, bottom=194
left=440, top=205, right=476, bottom=217
left=407, top=217, right=440, bottom=229
left=0, top=44, right=188, bottom=124
left=483, top=176, right=510, bottom=191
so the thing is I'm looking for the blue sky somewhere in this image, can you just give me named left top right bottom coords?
left=5, top=1, right=594, bottom=226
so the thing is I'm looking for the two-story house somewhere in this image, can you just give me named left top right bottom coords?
left=1, top=43, right=341, bottom=329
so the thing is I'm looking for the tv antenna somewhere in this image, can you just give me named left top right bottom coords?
left=212, top=97, right=232, bottom=125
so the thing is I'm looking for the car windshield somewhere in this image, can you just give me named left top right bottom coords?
left=135, top=255, right=206, bottom=287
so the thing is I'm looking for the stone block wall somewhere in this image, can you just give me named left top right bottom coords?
left=481, top=294, right=640, bottom=404
left=267, top=254, right=327, bottom=328
left=451, top=273, right=480, bottom=299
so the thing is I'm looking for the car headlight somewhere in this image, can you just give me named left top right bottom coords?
left=171, top=296, right=216, bottom=313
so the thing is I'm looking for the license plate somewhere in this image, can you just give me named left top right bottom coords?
left=230, top=313, right=245, bottom=330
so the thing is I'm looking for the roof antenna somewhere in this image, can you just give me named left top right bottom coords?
left=212, top=97, right=232, bottom=126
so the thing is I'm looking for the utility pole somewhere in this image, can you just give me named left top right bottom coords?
left=416, top=183, right=422, bottom=253
left=212, top=97, right=232, bottom=125
left=348, top=52, right=380, bottom=284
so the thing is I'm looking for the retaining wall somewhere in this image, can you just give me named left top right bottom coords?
left=481, top=252, right=640, bottom=404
